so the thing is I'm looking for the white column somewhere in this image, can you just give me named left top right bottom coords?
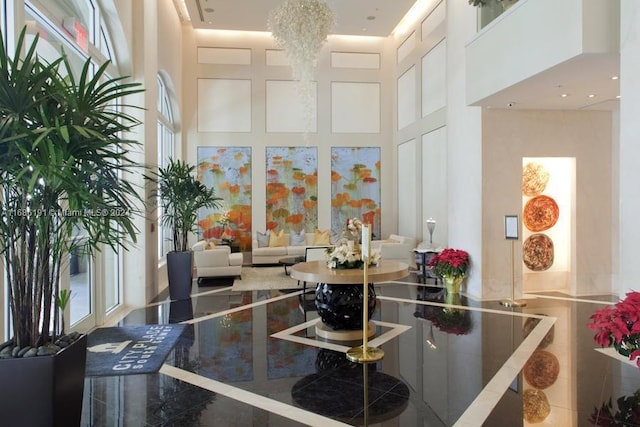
left=446, top=0, right=483, bottom=298
left=618, top=1, right=640, bottom=296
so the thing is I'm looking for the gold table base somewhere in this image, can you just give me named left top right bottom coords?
left=346, top=345, right=384, bottom=363
left=500, top=298, right=527, bottom=307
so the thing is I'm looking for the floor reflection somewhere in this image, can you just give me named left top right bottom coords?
left=80, top=276, right=640, bottom=426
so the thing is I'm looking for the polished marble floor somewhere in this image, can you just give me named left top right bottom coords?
left=80, top=272, right=640, bottom=426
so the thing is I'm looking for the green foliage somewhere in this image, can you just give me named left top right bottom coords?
left=148, top=159, right=222, bottom=252
left=56, top=289, right=72, bottom=312
left=0, top=28, right=144, bottom=348
left=56, top=289, right=72, bottom=335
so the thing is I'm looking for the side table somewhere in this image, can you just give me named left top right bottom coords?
left=414, top=249, right=440, bottom=284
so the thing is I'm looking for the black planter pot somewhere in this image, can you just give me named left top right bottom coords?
left=0, top=333, right=87, bottom=427
left=167, top=250, right=193, bottom=300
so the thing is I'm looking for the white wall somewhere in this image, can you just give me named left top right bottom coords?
left=118, top=0, right=183, bottom=303
left=482, top=110, right=612, bottom=298
left=618, top=0, right=640, bottom=295
left=466, top=0, right=619, bottom=106
left=392, top=0, right=448, bottom=247
left=446, top=0, right=483, bottom=298
left=181, top=29, right=396, bottom=241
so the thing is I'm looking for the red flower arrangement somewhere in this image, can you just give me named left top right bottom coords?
left=428, top=248, right=470, bottom=278
left=587, top=291, right=640, bottom=367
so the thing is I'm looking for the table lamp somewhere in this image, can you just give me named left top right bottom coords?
left=426, top=218, right=436, bottom=246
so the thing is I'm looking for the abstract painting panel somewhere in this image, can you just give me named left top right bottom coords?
left=265, top=147, right=318, bottom=232
left=331, top=147, right=381, bottom=239
left=197, top=147, right=252, bottom=250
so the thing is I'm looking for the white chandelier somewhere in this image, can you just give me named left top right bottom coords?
left=268, top=0, right=334, bottom=132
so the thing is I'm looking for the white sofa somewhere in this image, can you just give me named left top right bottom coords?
left=192, top=241, right=243, bottom=281
left=370, top=234, right=417, bottom=268
left=251, top=232, right=417, bottom=268
left=252, top=232, right=326, bottom=265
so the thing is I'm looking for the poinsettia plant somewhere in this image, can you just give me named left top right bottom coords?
left=428, top=248, right=470, bottom=278
left=590, top=389, right=640, bottom=426
left=587, top=291, right=640, bottom=367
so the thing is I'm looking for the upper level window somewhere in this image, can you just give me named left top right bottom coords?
left=25, top=0, right=113, bottom=66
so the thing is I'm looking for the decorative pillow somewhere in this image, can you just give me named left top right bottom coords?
left=314, top=229, right=330, bottom=245
left=269, top=229, right=286, bottom=247
left=256, top=231, right=269, bottom=248
left=290, top=229, right=306, bottom=246
left=207, top=240, right=217, bottom=249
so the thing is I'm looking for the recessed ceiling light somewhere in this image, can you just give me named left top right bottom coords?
left=560, top=93, right=568, bottom=98
left=611, top=76, right=619, bottom=80
left=367, top=16, right=376, bottom=20
left=617, top=95, right=621, bottom=99
left=588, top=94, right=597, bottom=98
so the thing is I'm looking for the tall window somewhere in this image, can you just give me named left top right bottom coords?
left=8, top=0, right=124, bottom=333
left=157, top=75, right=176, bottom=258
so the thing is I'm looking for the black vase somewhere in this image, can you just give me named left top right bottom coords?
left=167, top=251, right=193, bottom=300
left=315, top=283, right=377, bottom=330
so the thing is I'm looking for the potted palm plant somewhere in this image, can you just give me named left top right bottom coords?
left=150, top=159, right=222, bottom=300
left=0, top=28, right=143, bottom=426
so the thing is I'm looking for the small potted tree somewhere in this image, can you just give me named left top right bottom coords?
left=0, top=28, right=143, bottom=426
left=150, top=159, right=222, bottom=300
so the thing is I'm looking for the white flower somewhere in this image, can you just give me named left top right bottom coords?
left=369, top=249, right=381, bottom=266
left=326, top=241, right=376, bottom=269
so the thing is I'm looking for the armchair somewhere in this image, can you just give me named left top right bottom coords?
left=192, top=241, right=243, bottom=284
left=371, top=234, right=417, bottom=268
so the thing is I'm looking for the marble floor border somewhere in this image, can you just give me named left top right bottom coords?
left=453, top=315, right=556, bottom=426
left=159, top=364, right=351, bottom=427
left=270, top=318, right=412, bottom=352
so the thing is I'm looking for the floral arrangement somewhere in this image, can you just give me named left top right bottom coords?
left=428, top=248, right=470, bottom=278
left=326, top=241, right=380, bottom=270
left=347, top=217, right=363, bottom=233
left=590, top=389, right=640, bottom=426
left=588, top=291, right=640, bottom=366
left=343, top=217, right=363, bottom=241
left=217, top=210, right=230, bottom=227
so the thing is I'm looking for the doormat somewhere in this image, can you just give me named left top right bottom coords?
left=86, top=324, right=186, bottom=376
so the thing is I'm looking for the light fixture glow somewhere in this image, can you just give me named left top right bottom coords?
left=611, top=76, right=619, bottom=80
left=392, top=0, right=440, bottom=38
left=588, top=94, right=597, bottom=98
left=172, top=0, right=191, bottom=22
left=561, top=93, right=568, bottom=98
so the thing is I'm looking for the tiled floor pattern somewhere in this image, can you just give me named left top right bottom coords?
left=81, top=274, right=640, bottom=426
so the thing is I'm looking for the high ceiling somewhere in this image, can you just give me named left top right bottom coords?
left=182, top=0, right=417, bottom=37
left=178, top=0, right=620, bottom=111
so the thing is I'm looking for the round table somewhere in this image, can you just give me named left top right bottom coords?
left=290, top=260, right=408, bottom=339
